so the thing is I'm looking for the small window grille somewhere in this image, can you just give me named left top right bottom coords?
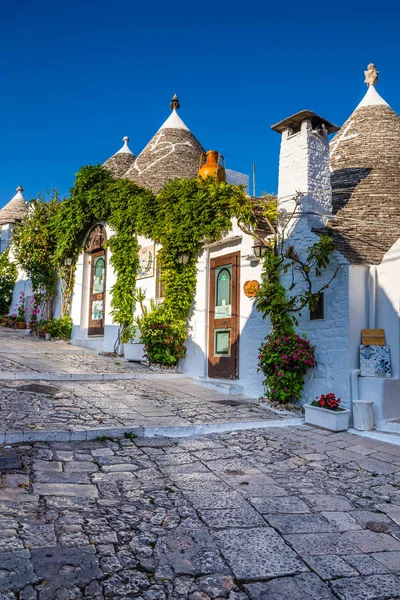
left=310, top=293, right=324, bottom=321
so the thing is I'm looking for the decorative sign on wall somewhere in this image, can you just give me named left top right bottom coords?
left=243, top=280, right=259, bottom=298
left=360, top=345, right=392, bottom=378
left=137, top=244, right=155, bottom=280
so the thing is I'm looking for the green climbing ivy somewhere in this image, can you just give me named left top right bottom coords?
left=247, top=195, right=340, bottom=404
left=0, top=249, right=18, bottom=315
left=50, top=166, right=252, bottom=361
left=12, top=193, right=61, bottom=319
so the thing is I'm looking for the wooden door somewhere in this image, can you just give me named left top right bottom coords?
left=88, top=250, right=106, bottom=336
left=208, top=252, right=240, bottom=379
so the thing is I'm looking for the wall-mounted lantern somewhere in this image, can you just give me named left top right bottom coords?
left=251, top=242, right=267, bottom=259
left=178, top=253, right=190, bottom=265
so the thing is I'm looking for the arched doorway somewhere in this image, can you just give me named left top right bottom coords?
left=85, top=224, right=107, bottom=336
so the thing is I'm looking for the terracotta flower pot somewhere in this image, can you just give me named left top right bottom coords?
left=17, top=321, right=26, bottom=329
left=39, top=331, right=46, bottom=339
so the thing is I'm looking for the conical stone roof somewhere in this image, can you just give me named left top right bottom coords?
left=326, top=66, right=400, bottom=264
left=0, top=186, right=28, bottom=226
left=125, top=95, right=205, bottom=193
left=103, top=136, right=136, bottom=178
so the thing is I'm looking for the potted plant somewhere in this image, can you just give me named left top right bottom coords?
left=122, top=288, right=154, bottom=362
left=29, top=296, right=41, bottom=335
left=7, top=314, right=16, bottom=328
left=36, top=320, right=48, bottom=339
left=304, top=393, right=350, bottom=432
left=16, top=292, right=26, bottom=329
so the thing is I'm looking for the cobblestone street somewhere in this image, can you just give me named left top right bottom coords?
left=0, top=330, right=298, bottom=442
left=1, top=330, right=400, bottom=598
left=1, top=427, right=400, bottom=599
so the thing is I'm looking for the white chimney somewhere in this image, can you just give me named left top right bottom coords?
left=272, top=110, right=339, bottom=229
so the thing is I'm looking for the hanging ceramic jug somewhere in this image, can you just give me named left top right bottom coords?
left=198, top=150, right=226, bottom=182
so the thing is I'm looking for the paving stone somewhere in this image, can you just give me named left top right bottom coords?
left=103, top=570, right=150, bottom=597
left=321, top=511, right=361, bottom=531
left=0, top=489, right=39, bottom=502
left=342, top=530, right=400, bottom=552
left=387, top=510, right=400, bottom=525
left=30, top=546, right=102, bottom=600
left=213, top=527, right=308, bottom=580
left=355, top=457, right=400, bottom=475
left=91, top=447, right=114, bottom=456
left=33, top=471, right=90, bottom=484
left=184, top=491, right=249, bottom=510
left=33, top=460, right=63, bottom=471
left=351, top=510, right=393, bottom=528
left=284, top=533, right=358, bottom=556
left=171, top=473, right=228, bottom=491
left=330, top=574, right=400, bottom=600
left=344, top=553, right=391, bottom=575
left=0, top=550, right=38, bottom=593
left=192, top=449, right=239, bottom=462
left=265, top=513, right=337, bottom=534
left=33, top=483, right=98, bottom=497
left=304, top=555, right=359, bottom=579
left=244, top=572, right=336, bottom=599
left=0, top=531, right=24, bottom=551
left=19, top=585, right=37, bottom=600
left=20, top=524, right=57, bottom=548
left=199, top=507, right=266, bottom=528
left=64, top=461, right=98, bottom=473
left=304, top=494, right=354, bottom=511
left=370, top=551, right=400, bottom=573
left=53, top=451, right=74, bottom=461
left=249, top=496, right=310, bottom=514
left=155, top=527, right=230, bottom=576
left=197, top=574, right=235, bottom=598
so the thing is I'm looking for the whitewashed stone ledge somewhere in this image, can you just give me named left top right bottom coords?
left=0, top=371, right=183, bottom=382
left=0, top=418, right=304, bottom=444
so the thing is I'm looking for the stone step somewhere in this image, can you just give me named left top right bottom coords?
left=195, top=379, right=245, bottom=396
left=0, top=417, right=304, bottom=444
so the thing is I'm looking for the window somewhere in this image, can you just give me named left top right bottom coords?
left=310, top=293, right=324, bottom=321
left=215, top=265, right=232, bottom=318
left=155, top=262, right=165, bottom=299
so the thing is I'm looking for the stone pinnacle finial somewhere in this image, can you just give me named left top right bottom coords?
left=364, top=63, right=379, bottom=87
left=170, top=94, right=180, bottom=111
left=16, top=186, right=23, bottom=193
left=123, top=136, right=129, bottom=143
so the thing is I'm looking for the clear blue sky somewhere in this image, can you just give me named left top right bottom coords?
left=0, top=0, right=399, bottom=206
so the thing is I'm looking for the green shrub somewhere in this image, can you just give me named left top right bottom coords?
left=140, top=309, right=186, bottom=366
left=0, top=250, right=17, bottom=315
left=45, top=316, right=73, bottom=340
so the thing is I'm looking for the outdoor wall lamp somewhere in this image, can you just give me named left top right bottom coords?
left=64, top=258, right=73, bottom=266
left=178, top=253, right=190, bottom=265
left=251, top=243, right=267, bottom=259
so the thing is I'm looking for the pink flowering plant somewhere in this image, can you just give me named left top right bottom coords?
left=30, top=294, right=43, bottom=323
left=140, top=308, right=187, bottom=366
left=258, top=333, right=316, bottom=404
left=16, top=292, right=26, bottom=322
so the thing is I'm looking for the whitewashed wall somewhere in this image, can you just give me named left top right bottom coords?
left=181, top=219, right=267, bottom=398
left=357, top=240, right=400, bottom=425
left=284, top=224, right=352, bottom=407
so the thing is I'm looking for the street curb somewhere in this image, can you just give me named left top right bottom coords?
left=0, top=371, right=183, bottom=382
left=0, top=418, right=305, bottom=444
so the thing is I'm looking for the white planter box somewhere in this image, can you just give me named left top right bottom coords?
left=124, top=343, right=145, bottom=362
left=304, top=404, right=350, bottom=432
